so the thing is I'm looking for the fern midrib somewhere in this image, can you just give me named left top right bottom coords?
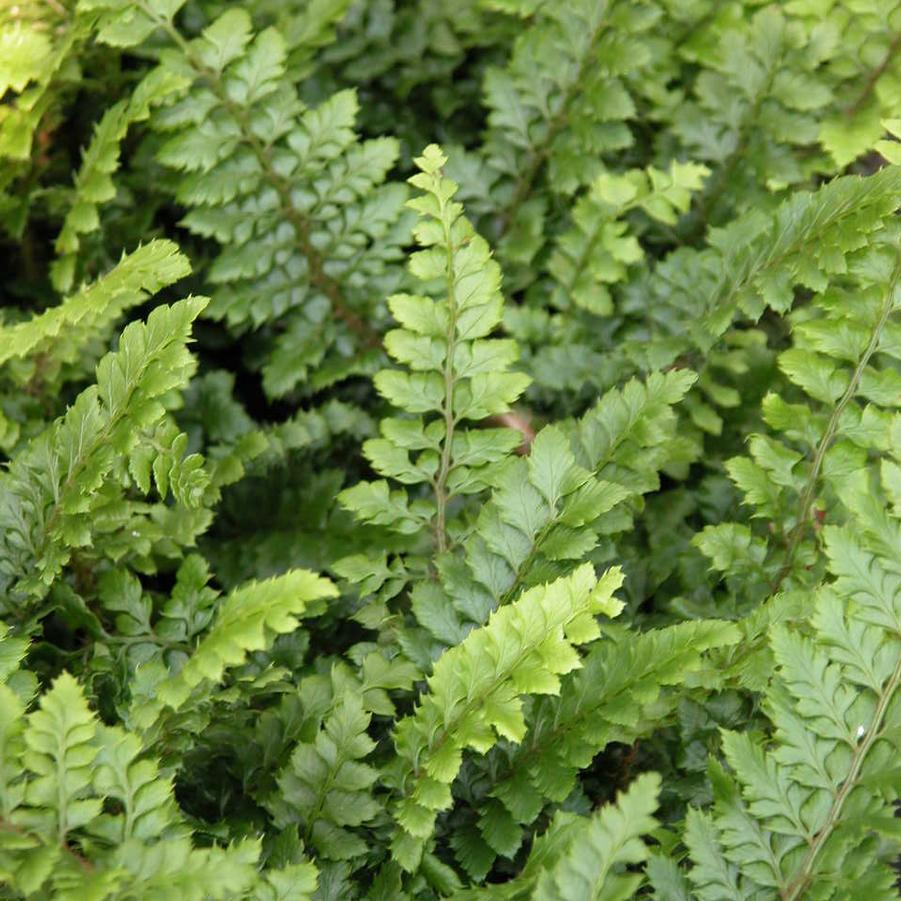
left=694, top=167, right=901, bottom=356
left=142, top=5, right=381, bottom=348
left=432, top=205, right=463, bottom=555
left=402, top=604, right=583, bottom=817
left=496, top=7, right=613, bottom=238
left=772, top=255, right=901, bottom=591
left=780, top=645, right=901, bottom=900
left=845, top=24, right=901, bottom=117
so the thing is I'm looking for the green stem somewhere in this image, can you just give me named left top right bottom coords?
left=780, top=647, right=901, bottom=900
left=432, top=198, right=461, bottom=554
left=772, top=256, right=901, bottom=590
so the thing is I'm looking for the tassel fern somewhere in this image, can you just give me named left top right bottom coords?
left=2, top=2, right=901, bottom=897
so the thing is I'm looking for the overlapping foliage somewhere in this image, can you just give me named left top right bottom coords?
left=1, top=0, right=900, bottom=898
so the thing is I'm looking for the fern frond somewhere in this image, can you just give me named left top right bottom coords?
left=0, top=296, right=206, bottom=604
left=0, top=666, right=304, bottom=897
left=149, top=569, right=337, bottom=715
left=547, top=162, right=709, bottom=316
left=269, top=689, right=379, bottom=861
left=0, top=239, right=190, bottom=371
left=390, top=563, right=624, bottom=871
left=479, top=0, right=661, bottom=266
left=461, top=772, right=661, bottom=901
left=422, top=370, right=694, bottom=642
left=683, top=524, right=901, bottom=899
left=341, top=143, right=529, bottom=553
left=695, top=234, right=901, bottom=595
left=19, top=672, right=101, bottom=843
left=489, top=620, right=739, bottom=830
left=671, top=6, right=834, bottom=226
left=83, top=3, right=412, bottom=394
left=628, top=164, right=901, bottom=373
left=51, top=68, right=187, bottom=292
left=812, top=1, right=901, bottom=167
left=92, top=725, right=181, bottom=844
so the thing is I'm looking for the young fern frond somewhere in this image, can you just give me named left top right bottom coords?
left=0, top=240, right=190, bottom=372
left=0, top=240, right=190, bottom=451
left=489, top=620, right=739, bottom=826
left=389, top=563, right=624, bottom=871
left=340, top=144, right=530, bottom=552
left=0, top=296, right=207, bottom=607
left=50, top=68, right=187, bottom=292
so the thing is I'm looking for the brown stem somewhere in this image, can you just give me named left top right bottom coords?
left=495, top=10, right=612, bottom=238
left=845, top=29, right=901, bottom=118
left=143, top=6, right=381, bottom=348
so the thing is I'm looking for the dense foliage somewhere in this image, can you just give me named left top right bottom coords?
left=2, top=0, right=901, bottom=897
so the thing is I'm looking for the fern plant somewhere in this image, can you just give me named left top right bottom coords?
left=668, top=521, right=901, bottom=899
left=2, top=1, right=901, bottom=898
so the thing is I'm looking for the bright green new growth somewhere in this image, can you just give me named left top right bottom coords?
left=0, top=295, right=208, bottom=605
left=391, top=563, right=623, bottom=870
left=341, top=144, right=530, bottom=551
left=3, top=1, right=901, bottom=898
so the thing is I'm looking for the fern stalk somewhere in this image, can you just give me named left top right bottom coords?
left=774, top=252, right=901, bottom=589
left=137, top=1, right=381, bottom=347
left=781, top=648, right=901, bottom=900
left=433, top=201, right=462, bottom=553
